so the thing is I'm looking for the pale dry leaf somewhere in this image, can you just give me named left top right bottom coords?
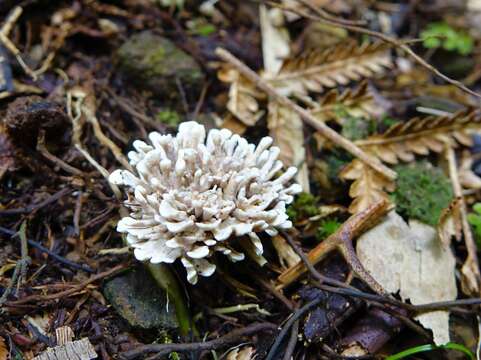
left=26, top=313, right=51, bottom=336
left=340, top=159, right=394, bottom=213
left=268, top=40, right=392, bottom=96
left=437, top=198, right=462, bottom=248
left=0, top=337, right=7, bottom=360
left=267, top=100, right=310, bottom=191
left=259, top=4, right=290, bottom=75
left=226, top=346, right=256, bottom=360
left=218, top=65, right=265, bottom=126
left=458, top=150, right=481, bottom=190
left=311, top=81, right=382, bottom=124
left=355, top=109, right=481, bottom=165
left=356, top=211, right=457, bottom=345
left=272, top=234, right=301, bottom=268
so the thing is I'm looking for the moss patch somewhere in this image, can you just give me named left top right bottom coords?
left=286, top=192, right=319, bottom=222
left=391, top=162, right=453, bottom=226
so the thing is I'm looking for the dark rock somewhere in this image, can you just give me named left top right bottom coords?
left=103, top=265, right=178, bottom=330
left=116, top=31, right=204, bottom=105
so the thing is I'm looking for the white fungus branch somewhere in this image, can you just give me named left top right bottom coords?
left=109, top=121, right=301, bottom=284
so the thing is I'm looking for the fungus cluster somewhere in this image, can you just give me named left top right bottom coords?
left=110, top=121, right=301, bottom=283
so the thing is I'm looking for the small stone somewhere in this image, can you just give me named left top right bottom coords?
left=116, top=31, right=204, bottom=104
left=103, top=265, right=178, bottom=330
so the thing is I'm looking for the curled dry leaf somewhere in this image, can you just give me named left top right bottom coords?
left=311, top=81, right=382, bottom=124
left=437, top=198, right=462, bottom=248
left=355, top=108, right=481, bottom=165
left=356, top=211, right=457, bottom=345
left=268, top=41, right=392, bottom=96
left=226, top=346, right=256, bottom=360
left=218, top=65, right=265, bottom=126
left=340, top=159, right=394, bottom=213
left=267, top=101, right=310, bottom=191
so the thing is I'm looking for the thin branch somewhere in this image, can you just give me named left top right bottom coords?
left=280, top=0, right=480, bottom=99
left=215, top=47, right=397, bottom=181
left=277, top=200, right=390, bottom=294
left=121, top=322, right=278, bottom=360
left=0, top=226, right=94, bottom=273
left=4, top=264, right=126, bottom=306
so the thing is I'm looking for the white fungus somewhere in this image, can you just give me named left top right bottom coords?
left=109, top=121, right=301, bottom=284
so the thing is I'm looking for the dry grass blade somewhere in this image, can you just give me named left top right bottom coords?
left=310, top=81, right=381, bottom=124
left=218, top=65, right=265, bottom=126
left=267, top=100, right=309, bottom=191
left=340, top=159, right=394, bottom=214
left=355, top=108, right=481, bottom=164
left=268, top=40, right=392, bottom=95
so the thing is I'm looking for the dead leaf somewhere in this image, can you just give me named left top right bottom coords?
left=356, top=211, right=457, bottom=345
left=268, top=40, right=392, bottom=96
left=226, top=346, right=255, bottom=360
left=355, top=109, right=481, bottom=165
left=458, top=150, right=481, bottom=190
left=437, top=199, right=462, bottom=248
left=340, top=159, right=394, bottom=213
left=311, top=81, right=382, bottom=124
left=218, top=65, right=265, bottom=126
left=259, top=4, right=290, bottom=75
left=267, top=101, right=310, bottom=191
left=0, top=337, right=8, bottom=360
left=272, top=234, right=301, bottom=268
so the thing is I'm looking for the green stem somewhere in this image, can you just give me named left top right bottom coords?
left=147, top=263, right=193, bottom=336
left=386, top=342, right=474, bottom=360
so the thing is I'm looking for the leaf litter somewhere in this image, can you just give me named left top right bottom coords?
left=0, top=0, right=481, bottom=359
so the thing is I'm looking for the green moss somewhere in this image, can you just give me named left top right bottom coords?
left=316, top=218, right=342, bottom=241
left=286, top=192, right=319, bottom=222
left=467, top=203, right=481, bottom=249
left=391, top=162, right=453, bottom=226
left=156, top=110, right=182, bottom=127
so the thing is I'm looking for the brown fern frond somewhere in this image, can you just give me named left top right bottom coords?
left=340, top=159, right=394, bottom=214
left=310, top=81, right=381, bottom=124
left=218, top=65, right=265, bottom=126
left=355, top=108, right=481, bottom=164
left=268, top=40, right=393, bottom=95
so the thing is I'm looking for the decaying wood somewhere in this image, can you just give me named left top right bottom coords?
left=33, top=326, right=97, bottom=360
left=216, top=47, right=397, bottom=181
left=277, top=200, right=391, bottom=293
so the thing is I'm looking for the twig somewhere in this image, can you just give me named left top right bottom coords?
left=5, top=264, right=126, bottom=306
left=0, top=226, right=94, bottom=273
left=281, top=0, right=480, bottom=99
left=0, top=188, right=72, bottom=215
left=0, top=6, right=37, bottom=80
left=121, top=322, right=277, bottom=360
left=265, top=298, right=322, bottom=360
left=282, top=320, right=299, bottom=360
left=277, top=200, right=390, bottom=294
left=215, top=47, right=397, bottom=181
left=445, top=145, right=481, bottom=295
left=36, top=130, right=84, bottom=176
